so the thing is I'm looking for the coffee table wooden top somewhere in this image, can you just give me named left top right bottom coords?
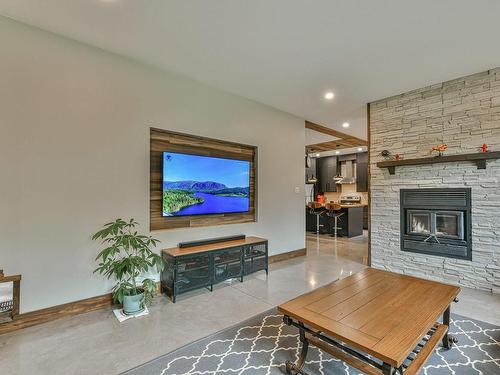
left=278, top=268, right=460, bottom=367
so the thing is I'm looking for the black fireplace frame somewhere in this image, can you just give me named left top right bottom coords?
left=400, top=188, right=472, bottom=260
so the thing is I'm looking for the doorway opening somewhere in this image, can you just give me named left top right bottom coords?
left=304, top=121, right=369, bottom=267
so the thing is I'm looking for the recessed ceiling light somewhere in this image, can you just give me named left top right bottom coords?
left=357, top=147, right=363, bottom=152
left=335, top=151, right=340, bottom=155
left=315, top=153, right=320, bottom=157
left=324, top=92, right=334, bottom=100
left=342, top=122, right=350, bottom=128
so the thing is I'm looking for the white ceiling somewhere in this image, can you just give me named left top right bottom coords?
left=2, top=0, right=500, bottom=139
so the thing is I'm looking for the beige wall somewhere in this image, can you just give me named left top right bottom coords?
left=0, top=17, right=306, bottom=312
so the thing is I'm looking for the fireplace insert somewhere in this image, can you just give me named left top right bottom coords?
left=400, top=188, right=471, bottom=260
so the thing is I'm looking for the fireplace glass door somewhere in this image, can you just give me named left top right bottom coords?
left=408, top=210, right=431, bottom=235
left=407, top=210, right=464, bottom=239
left=435, top=211, right=464, bottom=239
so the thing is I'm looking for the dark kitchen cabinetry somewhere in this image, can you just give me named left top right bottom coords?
left=316, top=156, right=337, bottom=192
left=356, top=152, right=368, bottom=192
left=306, top=206, right=364, bottom=237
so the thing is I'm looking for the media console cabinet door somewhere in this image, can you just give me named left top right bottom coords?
left=150, top=128, right=257, bottom=231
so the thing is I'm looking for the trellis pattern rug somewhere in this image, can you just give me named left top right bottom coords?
left=123, top=309, right=500, bottom=375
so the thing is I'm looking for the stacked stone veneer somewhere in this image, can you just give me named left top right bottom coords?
left=369, top=69, right=500, bottom=293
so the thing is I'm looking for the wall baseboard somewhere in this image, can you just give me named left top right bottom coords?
left=0, top=283, right=163, bottom=336
left=0, top=293, right=113, bottom=335
left=269, top=248, right=306, bottom=263
left=0, top=248, right=306, bottom=335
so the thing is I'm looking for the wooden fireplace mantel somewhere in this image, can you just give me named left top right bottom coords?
left=377, top=151, right=500, bottom=175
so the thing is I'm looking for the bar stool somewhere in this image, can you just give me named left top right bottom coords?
left=325, top=203, right=345, bottom=238
left=307, top=202, right=327, bottom=235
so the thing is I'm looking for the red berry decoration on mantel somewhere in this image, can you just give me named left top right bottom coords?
left=481, top=143, right=489, bottom=153
left=431, top=144, right=448, bottom=157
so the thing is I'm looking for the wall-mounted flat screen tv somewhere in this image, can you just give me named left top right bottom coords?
left=162, top=152, right=250, bottom=217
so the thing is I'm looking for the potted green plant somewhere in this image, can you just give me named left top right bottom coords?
left=92, top=218, right=165, bottom=315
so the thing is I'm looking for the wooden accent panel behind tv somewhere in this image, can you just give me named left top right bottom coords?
left=150, top=128, right=257, bottom=231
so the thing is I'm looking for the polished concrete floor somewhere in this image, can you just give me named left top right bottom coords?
left=1, top=232, right=499, bottom=375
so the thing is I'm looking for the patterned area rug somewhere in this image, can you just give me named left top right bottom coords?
left=123, top=309, right=500, bottom=375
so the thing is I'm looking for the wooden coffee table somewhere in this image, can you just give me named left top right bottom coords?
left=278, top=268, right=460, bottom=375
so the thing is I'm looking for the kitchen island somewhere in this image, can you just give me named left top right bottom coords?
left=306, top=204, right=365, bottom=238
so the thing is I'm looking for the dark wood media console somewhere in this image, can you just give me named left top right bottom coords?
left=161, top=236, right=268, bottom=302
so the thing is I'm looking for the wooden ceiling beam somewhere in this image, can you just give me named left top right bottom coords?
left=324, top=139, right=358, bottom=147
left=305, top=121, right=368, bottom=146
left=306, top=140, right=359, bottom=152
left=306, top=143, right=331, bottom=152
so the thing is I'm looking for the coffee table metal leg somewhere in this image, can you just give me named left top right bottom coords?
left=382, top=363, right=395, bottom=375
left=442, top=304, right=458, bottom=350
left=285, top=324, right=309, bottom=375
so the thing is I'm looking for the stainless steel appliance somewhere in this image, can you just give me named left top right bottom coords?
left=337, top=160, right=357, bottom=184
left=340, top=194, right=362, bottom=205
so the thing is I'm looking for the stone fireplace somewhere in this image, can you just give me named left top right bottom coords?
left=369, top=68, right=500, bottom=293
left=400, top=188, right=471, bottom=260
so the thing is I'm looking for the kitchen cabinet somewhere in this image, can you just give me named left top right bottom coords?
left=356, top=152, right=368, bottom=192
left=342, top=206, right=364, bottom=237
left=316, top=156, right=337, bottom=192
left=305, top=206, right=364, bottom=237
left=314, top=152, right=366, bottom=192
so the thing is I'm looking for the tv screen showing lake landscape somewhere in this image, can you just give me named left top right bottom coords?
left=162, top=152, right=250, bottom=216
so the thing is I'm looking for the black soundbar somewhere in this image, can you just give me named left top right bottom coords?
left=178, top=234, right=246, bottom=248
